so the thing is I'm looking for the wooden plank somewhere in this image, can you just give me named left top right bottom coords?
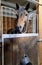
left=39, top=0, right=42, bottom=39
left=4, top=37, right=38, bottom=65
left=11, top=18, right=16, bottom=29
left=1, top=0, right=16, bottom=9
left=4, top=18, right=7, bottom=33
left=0, top=5, right=3, bottom=37
left=7, top=17, right=11, bottom=31
left=0, top=42, right=2, bottom=65
left=3, top=16, right=16, bottom=34
left=1, top=6, right=17, bottom=18
left=38, top=0, right=42, bottom=65
left=38, top=42, right=42, bottom=65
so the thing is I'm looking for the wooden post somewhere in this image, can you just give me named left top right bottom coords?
left=39, top=0, right=42, bottom=39
left=38, top=0, right=42, bottom=65
left=0, top=0, right=3, bottom=37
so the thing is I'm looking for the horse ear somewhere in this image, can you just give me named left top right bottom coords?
left=25, top=3, right=30, bottom=10
left=16, top=3, right=19, bottom=10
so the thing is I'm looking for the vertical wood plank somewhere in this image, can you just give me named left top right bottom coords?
left=0, top=43, right=2, bottom=65
left=38, top=42, right=42, bottom=65
left=7, top=17, right=11, bottom=32
left=0, top=6, right=3, bottom=37
left=39, top=0, right=42, bottom=39
left=4, top=17, right=7, bottom=33
left=38, top=0, right=42, bottom=65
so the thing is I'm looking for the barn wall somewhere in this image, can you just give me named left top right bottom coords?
left=3, top=16, right=16, bottom=33
left=0, top=4, right=3, bottom=37
left=38, top=42, right=42, bottom=65
left=0, top=2, right=2, bottom=65
left=38, top=0, right=42, bottom=65
left=39, top=0, right=42, bottom=39
left=1, top=5, right=17, bottom=34
left=0, top=43, right=2, bottom=65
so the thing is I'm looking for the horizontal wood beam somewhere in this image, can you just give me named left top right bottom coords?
left=1, top=1, right=16, bottom=9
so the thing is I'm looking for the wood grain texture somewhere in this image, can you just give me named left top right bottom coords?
left=4, top=37, right=38, bottom=65
left=38, top=0, right=42, bottom=65
left=39, top=0, right=42, bottom=39
left=38, top=42, right=42, bottom=65
left=3, top=17, right=16, bottom=34
left=0, top=6, right=3, bottom=37
left=0, top=43, right=2, bottom=65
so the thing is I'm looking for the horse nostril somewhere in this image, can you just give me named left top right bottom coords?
left=15, top=26, right=21, bottom=33
left=26, top=14, right=28, bottom=16
left=15, top=26, right=19, bottom=30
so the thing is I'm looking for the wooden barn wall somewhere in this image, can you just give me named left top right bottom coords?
left=38, top=0, right=42, bottom=65
left=38, top=42, right=42, bottom=65
left=39, top=0, right=42, bottom=39
left=0, top=2, right=2, bottom=65
left=0, top=43, right=2, bottom=65
left=3, top=16, right=16, bottom=34
left=0, top=6, right=3, bottom=37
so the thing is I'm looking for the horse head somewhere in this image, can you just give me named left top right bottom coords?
left=15, top=3, right=30, bottom=33
left=7, top=3, right=30, bottom=34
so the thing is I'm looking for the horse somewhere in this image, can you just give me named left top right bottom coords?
left=7, top=3, right=30, bottom=34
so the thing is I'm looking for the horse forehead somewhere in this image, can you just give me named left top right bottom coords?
left=18, top=7, right=28, bottom=16
left=18, top=7, right=24, bottom=13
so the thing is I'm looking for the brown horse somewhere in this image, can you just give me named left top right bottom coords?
left=7, top=3, right=30, bottom=34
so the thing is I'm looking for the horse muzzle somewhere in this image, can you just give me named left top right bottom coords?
left=15, top=26, right=21, bottom=33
